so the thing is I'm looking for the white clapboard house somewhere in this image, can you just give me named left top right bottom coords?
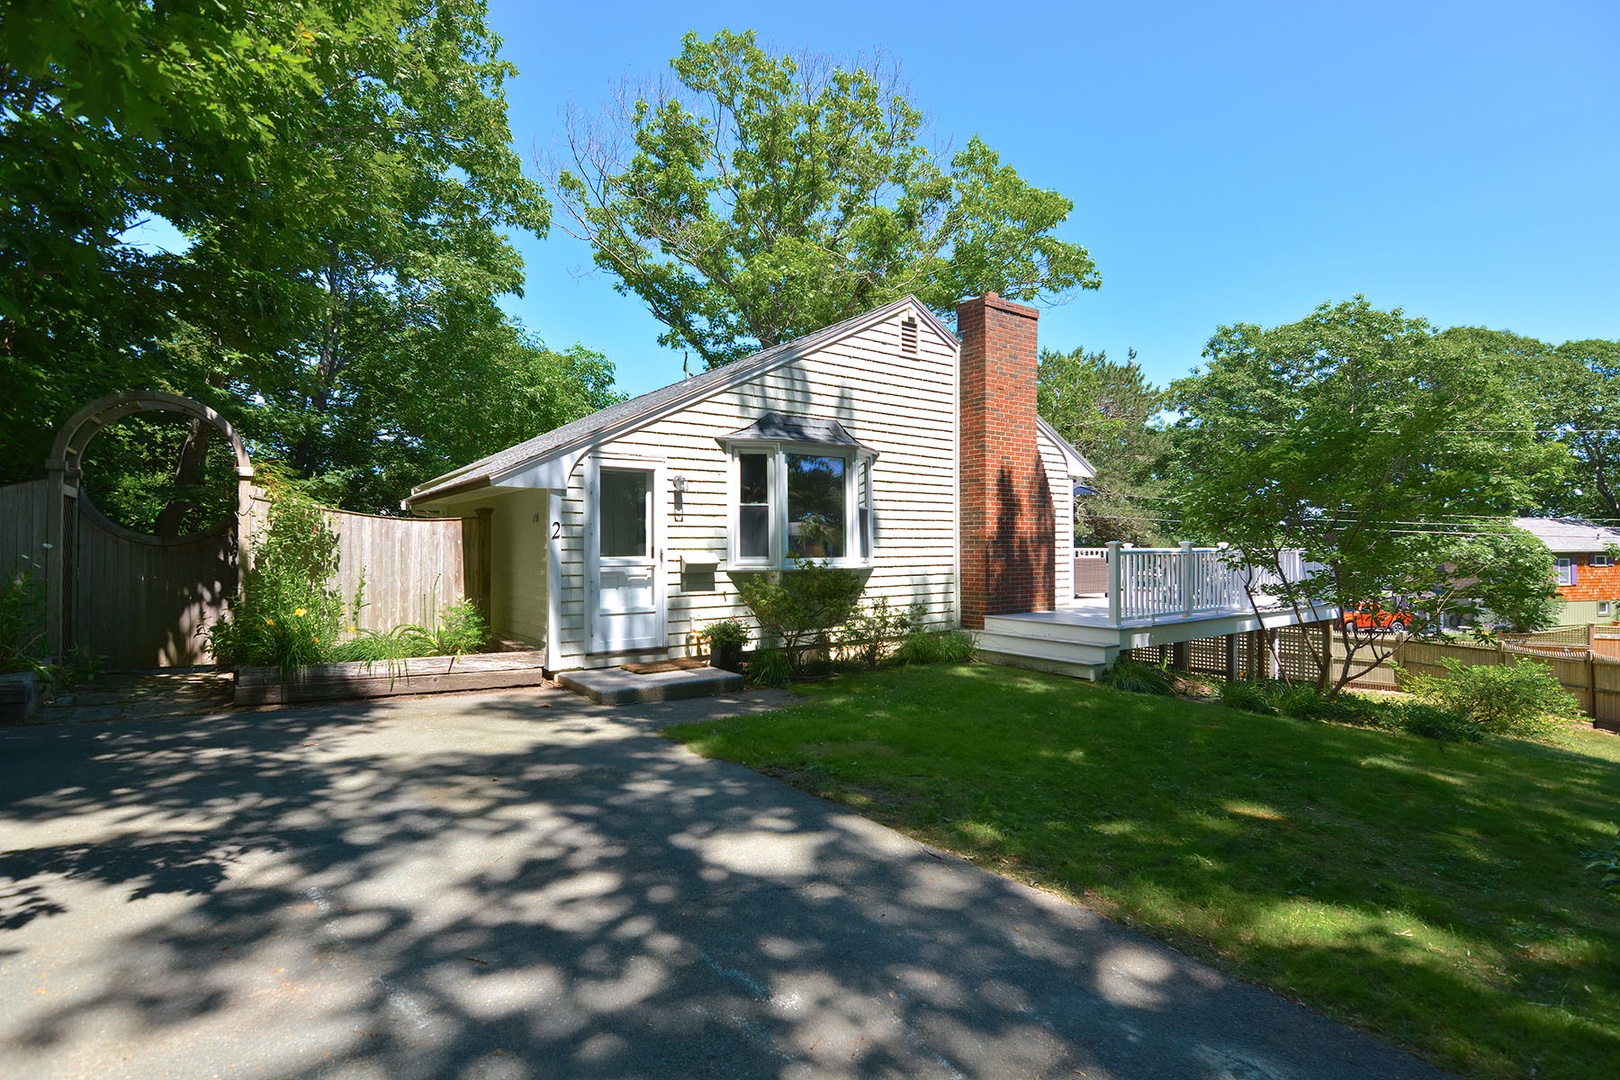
left=406, top=293, right=1334, bottom=678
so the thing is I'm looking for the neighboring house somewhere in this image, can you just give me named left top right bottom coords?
left=408, top=293, right=1332, bottom=678
left=1513, top=517, right=1620, bottom=625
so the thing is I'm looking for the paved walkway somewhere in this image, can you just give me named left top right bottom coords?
left=0, top=687, right=1450, bottom=1079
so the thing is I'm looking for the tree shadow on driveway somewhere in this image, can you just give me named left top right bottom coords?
left=0, top=688, right=1450, bottom=1079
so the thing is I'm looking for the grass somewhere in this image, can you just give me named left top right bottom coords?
left=666, top=664, right=1620, bottom=1080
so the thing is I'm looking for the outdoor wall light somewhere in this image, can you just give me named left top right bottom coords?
left=673, top=475, right=688, bottom=493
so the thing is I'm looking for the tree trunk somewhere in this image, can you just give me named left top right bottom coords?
left=152, top=419, right=213, bottom=537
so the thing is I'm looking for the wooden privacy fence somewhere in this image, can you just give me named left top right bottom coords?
left=2, top=475, right=485, bottom=669
left=243, top=490, right=485, bottom=633
left=1331, top=631, right=1620, bottom=729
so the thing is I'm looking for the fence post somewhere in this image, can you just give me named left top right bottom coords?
left=1588, top=623, right=1599, bottom=719
left=1179, top=540, right=1195, bottom=617
left=1106, top=541, right=1122, bottom=626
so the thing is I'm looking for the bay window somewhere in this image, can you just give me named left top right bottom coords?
left=720, top=414, right=876, bottom=569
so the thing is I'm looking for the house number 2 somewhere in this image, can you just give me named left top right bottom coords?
left=551, top=521, right=561, bottom=539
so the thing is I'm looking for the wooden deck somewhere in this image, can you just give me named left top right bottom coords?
left=976, top=543, right=1338, bottom=679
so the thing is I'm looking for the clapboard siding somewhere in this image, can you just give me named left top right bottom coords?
left=489, top=489, right=547, bottom=646
left=553, top=312, right=959, bottom=665
left=1036, top=425, right=1076, bottom=603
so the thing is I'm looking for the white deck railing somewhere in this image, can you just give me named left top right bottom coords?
left=1076, top=542, right=1321, bottom=626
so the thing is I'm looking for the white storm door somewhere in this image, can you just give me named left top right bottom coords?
left=588, top=462, right=664, bottom=652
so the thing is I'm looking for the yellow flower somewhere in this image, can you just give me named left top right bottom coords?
left=313, top=637, right=320, bottom=644
left=294, top=607, right=307, bottom=617
left=265, top=618, right=275, bottom=626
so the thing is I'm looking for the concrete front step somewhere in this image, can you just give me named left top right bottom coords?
left=558, top=665, right=744, bottom=705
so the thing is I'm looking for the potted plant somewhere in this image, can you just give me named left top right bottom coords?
left=701, top=618, right=749, bottom=672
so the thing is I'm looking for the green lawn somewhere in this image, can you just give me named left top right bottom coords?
left=666, top=664, right=1620, bottom=1080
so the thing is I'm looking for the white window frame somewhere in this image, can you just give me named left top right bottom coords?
left=1556, top=557, right=1576, bottom=587
left=1591, top=553, right=1614, bottom=567
left=1598, top=600, right=1613, bottom=617
left=725, top=440, right=875, bottom=570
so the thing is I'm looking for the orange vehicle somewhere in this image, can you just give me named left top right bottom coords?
left=1341, top=604, right=1415, bottom=634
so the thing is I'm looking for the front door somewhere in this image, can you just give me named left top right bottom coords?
left=588, top=461, right=664, bottom=653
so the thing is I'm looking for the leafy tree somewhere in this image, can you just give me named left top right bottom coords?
left=553, top=29, right=1099, bottom=368
left=1171, top=298, right=1563, bottom=694
left=1036, top=346, right=1171, bottom=545
left=1533, top=338, right=1620, bottom=520
left=2, top=1, right=609, bottom=514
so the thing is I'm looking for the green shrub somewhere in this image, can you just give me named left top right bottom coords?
left=1219, top=678, right=1276, bottom=713
left=1405, top=658, right=1580, bottom=737
left=1100, top=657, right=1176, bottom=695
left=893, top=628, right=977, bottom=666
left=836, top=597, right=917, bottom=669
left=700, top=618, right=750, bottom=650
left=1, top=561, right=46, bottom=674
left=208, top=481, right=344, bottom=672
left=1396, top=701, right=1482, bottom=743
left=745, top=646, right=794, bottom=688
left=735, top=560, right=865, bottom=674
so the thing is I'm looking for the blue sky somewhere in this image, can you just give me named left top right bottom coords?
left=485, top=0, right=1619, bottom=397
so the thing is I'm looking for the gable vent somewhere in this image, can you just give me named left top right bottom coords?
left=900, top=316, right=919, bottom=355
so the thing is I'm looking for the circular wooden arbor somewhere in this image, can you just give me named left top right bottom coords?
left=43, top=392, right=255, bottom=663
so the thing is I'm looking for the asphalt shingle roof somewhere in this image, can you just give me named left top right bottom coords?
left=1513, top=516, right=1620, bottom=553
left=406, top=296, right=952, bottom=507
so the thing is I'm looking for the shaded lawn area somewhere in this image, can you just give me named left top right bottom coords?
left=666, top=664, right=1620, bottom=1080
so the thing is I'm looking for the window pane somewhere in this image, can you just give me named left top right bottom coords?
left=858, top=461, right=871, bottom=559
left=786, top=454, right=845, bottom=559
left=740, top=505, right=769, bottom=559
left=739, top=453, right=768, bottom=504
left=599, top=469, right=648, bottom=557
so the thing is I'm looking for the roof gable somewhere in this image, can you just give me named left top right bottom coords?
left=407, top=296, right=953, bottom=506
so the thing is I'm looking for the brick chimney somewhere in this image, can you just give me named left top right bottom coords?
left=958, top=292, right=1056, bottom=629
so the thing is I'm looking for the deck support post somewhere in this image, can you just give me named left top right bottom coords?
left=1106, top=541, right=1122, bottom=627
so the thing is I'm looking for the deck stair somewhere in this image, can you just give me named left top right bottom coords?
left=977, top=613, right=1123, bottom=679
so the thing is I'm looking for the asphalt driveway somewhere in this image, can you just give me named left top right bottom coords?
left=0, top=686, right=1450, bottom=1079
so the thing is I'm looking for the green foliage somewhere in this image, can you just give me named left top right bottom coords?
left=430, top=601, right=490, bottom=656
left=1532, top=338, right=1620, bottom=520
left=1099, top=657, right=1177, bottom=695
left=735, top=561, right=866, bottom=673
left=744, top=646, right=794, bottom=689
left=0, top=562, right=46, bottom=674
left=554, top=29, right=1098, bottom=369
left=1171, top=298, right=1565, bottom=693
left=1, top=1, right=621, bottom=515
left=891, top=628, right=977, bottom=667
left=1036, top=346, right=1171, bottom=545
left=77, top=413, right=239, bottom=536
left=1588, top=829, right=1620, bottom=906
left=1405, top=658, right=1581, bottom=737
left=836, top=598, right=919, bottom=669
left=207, top=481, right=344, bottom=673
left=699, top=618, right=750, bottom=650
left=1394, top=701, right=1483, bottom=743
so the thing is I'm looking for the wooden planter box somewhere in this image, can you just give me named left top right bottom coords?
left=236, top=650, right=549, bottom=706
left=0, top=671, right=40, bottom=724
